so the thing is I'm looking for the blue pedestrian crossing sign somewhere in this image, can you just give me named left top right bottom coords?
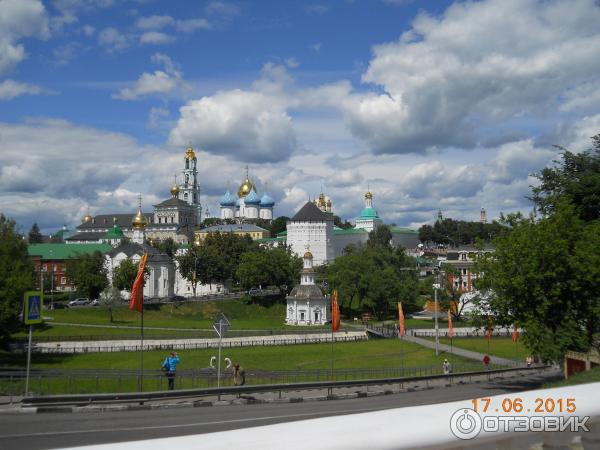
left=24, top=291, right=43, bottom=325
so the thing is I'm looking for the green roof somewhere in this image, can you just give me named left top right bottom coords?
left=276, top=230, right=287, bottom=237
left=356, top=207, right=381, bottom=220
left=103, top=225, right=123, bottom=239
left=334, top=227, right=368, bottom=235
left=390, top=226, right=419, bottom=235
left=256, top=236, right=286, bottom=243
left=28, top=243, right=113, bottom=260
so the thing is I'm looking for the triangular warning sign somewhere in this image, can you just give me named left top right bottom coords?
left=29, top=297, right=40, bottom=318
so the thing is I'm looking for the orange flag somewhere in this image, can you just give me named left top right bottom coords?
left=129, top=253, right=148, bottom=313
left=331, top=289, right=340, bottom=332
left=398, top=302, right=405, bottom=338
left=511, top=326, right=519, bottom=343
left=448, top=310, right=454, bottom=339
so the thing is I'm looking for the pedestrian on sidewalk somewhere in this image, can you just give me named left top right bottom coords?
left=526, top=355, right=533, bottom=367
left=483, top=354, right=491, bottom=371
left=162, top=351, right=180, bottom=390
left=443, top=358, right=452, bottom=374
left=233, top=363, right=246, bottom=386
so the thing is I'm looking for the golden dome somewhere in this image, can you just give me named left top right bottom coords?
left=170, top=183, right=180, bottom=197
left=318, top=192, right=326, bottom=207
left=185, top=146, right=196, bottom=160
left=132, top=207, right=147, bottom=229
left=304, top=251, right=313, bottom=259
left=83, top=213, right=92, bottom=223
left=238, top=177, right=254, bottom=198
left=365, top=191, right=373, bottom=200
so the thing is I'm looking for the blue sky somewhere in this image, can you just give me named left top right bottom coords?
left=1, top=0, right=600, bottom=234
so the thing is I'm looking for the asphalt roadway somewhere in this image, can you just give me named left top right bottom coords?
left=0, top=369, right=561, bottom=450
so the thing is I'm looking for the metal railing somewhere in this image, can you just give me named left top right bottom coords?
left=2, top=362, right=524, bottom=397
left=19, top=365, right=546, bottom=407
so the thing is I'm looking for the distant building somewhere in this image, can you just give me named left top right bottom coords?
left=286, top=249, right=330, bottom=325
left=219, top=167, right=275, bottom=221
left=354, top=189, right=383, bottom=233
left=194, top=223, right=270, bottom=244
left=286, top=201, right=334, bottom=266
left=28, top=243, right=112, bottom=292
left=444, top=245, right=494, bottom=292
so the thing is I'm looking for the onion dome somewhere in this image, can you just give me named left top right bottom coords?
left=238, top=177, right=254, bottom=197
left=365, top=191, right=373, bottom=200
left=170, top=183, right=180, bottom=198
left=185, top=146, right=197, bottom=160
left=317, top=192, right=326, bottom=208
left=83, top=212, right=92, bottom=223
left=260, top=193, right=275, bottom=207
left=244, top=190, right=260, bottom=205
left=132, top=207, right=147, bottom=229
left=219, top=190, right=236, bottom=207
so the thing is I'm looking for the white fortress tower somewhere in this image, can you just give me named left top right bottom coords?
left=286, top=201, right=334, bottom=266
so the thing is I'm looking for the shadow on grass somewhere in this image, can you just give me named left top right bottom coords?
left=0, top=350, right=77, bottom=368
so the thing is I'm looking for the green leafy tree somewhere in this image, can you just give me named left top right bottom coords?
left=531, top=135, right=600, bottom=222
left=237, top=244, right=302, bottom=293
left=326, top=244, right=418, bottom=319
left=65, top=251, right=109, bottom=299
left=270, top=216, right=289, bottom=236
left=475, top=203, right=600, bottom=362
left=100, top=285, right=122, bottom=323
left=28, top=222, right=43, bottom=243
left=156, top=238, right=176, bottom=258
left=0, top=215, right=34, bottom=346
left=112, top=259, right=139, bottom=291
left=367, top=224, right=393, bottom=249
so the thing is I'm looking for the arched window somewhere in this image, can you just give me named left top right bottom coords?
left=185, top=159, right=189, bottom=169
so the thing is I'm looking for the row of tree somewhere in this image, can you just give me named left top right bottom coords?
left=473, top=135, right=600, bottom=362
left=418, top=218, right=506, bottom=246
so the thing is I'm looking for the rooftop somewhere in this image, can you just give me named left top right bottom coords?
left=28, top=243, right=113, bottom=259
left=198, top=224, right=269, bottom=233
left=291, top=202, right=333, bottom=222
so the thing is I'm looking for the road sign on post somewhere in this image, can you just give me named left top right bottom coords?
left=213, top=313, right=230, bottom=390
left=24, top=291, right=43, bottom=325
left=23, top=291, right=43, bottom=397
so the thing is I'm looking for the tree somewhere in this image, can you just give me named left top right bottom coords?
left=531, top=135, right=600, bottom=222
left=65, top=251, right=109, bottom=299
left=100, top=285, right=122, bottom=323
left=0, top=215, right=34, bottom=346
left=156, top=237, right=176, bottom=258
left=475, top=203, right=600, bottom=363
left=237, top=244, right=302, bottom=293
left=367, top=225, right=392, bottom=249
left=28, top=222, right=43, bottom=243
left=112, top=259, right=138, bottom=291
left=326, top=244, right=418, bottom=319
left=270, top=216, right=289, bottom=236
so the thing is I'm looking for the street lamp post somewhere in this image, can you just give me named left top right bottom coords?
left=433, top=269, right=440, bottom=356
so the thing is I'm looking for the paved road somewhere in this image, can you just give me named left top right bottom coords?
left=0, top=369, right=561, bottom=450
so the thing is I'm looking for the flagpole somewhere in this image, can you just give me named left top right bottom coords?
left=330, top=325, right=334, bottom=381
left=140, top=300, right=144, bottom=392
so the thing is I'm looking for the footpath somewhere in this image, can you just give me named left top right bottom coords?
left=403, top=334, right=516, bottom=366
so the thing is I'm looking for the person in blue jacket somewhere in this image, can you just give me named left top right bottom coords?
left=162, top=351, right=180, bottom=390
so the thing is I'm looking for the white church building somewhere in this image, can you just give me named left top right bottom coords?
left=285, top=249, right=330, bottom=325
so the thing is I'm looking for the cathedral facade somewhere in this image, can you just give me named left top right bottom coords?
left=219, top=168, right=275, bottom=221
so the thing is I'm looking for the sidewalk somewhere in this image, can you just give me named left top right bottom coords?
left=403, top=335, right=517, bottom=367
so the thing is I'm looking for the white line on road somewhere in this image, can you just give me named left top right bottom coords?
left=0, top=407, right=382, bottom=440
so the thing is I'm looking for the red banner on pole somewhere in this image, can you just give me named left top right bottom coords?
left=448, top=310, right=453, bottom=339
left=398, top=302, right=405, bottom=338
left=331, top=289, right=340, bottom=332
left=129, top=253, right=148, bottom=313
left=512, top=326, right=519, bottom=343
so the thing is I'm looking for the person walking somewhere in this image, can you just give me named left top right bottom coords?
left=233, top=363, right=246, bottom=386
left=443, top=358, right=452, bottom=374
left=483, top=354, right=491, bottom=371
left=162, top=351, right=180, bottom=390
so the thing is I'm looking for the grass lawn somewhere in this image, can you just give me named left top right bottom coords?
left=14, top=300, right=346, bottom=340
left=1, top=339, right=489, bottom=394
left=432, top=337, right=531, bottom=361
left=543, top=366, right=600, bottom=388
